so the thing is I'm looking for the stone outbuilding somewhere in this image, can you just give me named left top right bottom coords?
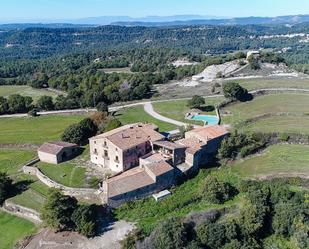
left=38, top=141, right=78, bottom=164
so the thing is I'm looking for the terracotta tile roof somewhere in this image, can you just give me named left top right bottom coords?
left=91, top=123, right=164, bottom=150
left=176, top=137, right=206, bottom=154
left=145, top=161, right=174, bottom=177
left=187, top=125, right=229, bottom=141
left=107, top=167, right=155, bottom=198
left=153, top=140, right=186, bottom=150
left=141, top=152, right=171, bottom=163
left=38, top=141, right=76, bottom=155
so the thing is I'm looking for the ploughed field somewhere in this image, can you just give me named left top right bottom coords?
left=221, top=93, right=309, bottom=134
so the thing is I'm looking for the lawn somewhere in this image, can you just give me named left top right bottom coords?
left=0, top=115, right=86, bottom=145
left=232, top=144, right=309, bottom=177
left=235, top=78, right=309, bottom=91
left=0, top=85, right=59, bottom=102
left=242, top=115, right=309, bottom=135
left=0, top=211, right=37, bottom=249
left=221, top=93, right=309, bottom=128
left=115, top=169, right=241, bottom=234
left=37, top=162, right=86, bottom=188
left=152, top=97, right=223, bottom=126
left=0, top=149, right=36, bottom=175
left=116, top=106, right=176, bottom=132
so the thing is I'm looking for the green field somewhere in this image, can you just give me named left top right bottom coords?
left=243, top=115, right=309, bottom=134
left=152, top=97, right=222, bottom=125
left=0, top=149, right=35, bottom=175
left=222, top=93, right=309, bottom=132
left=235, top=78, right=309, bottom=91
left=0, top=211, right=37, bottom=249
left=0, top=85, right=59, bottom=102
left=37, top=162, right=86, bottom=188
left=116, top=106, right=176, bottom=132
left=232, top=144, right=309, bottom=177
left=0, top=115, right=86, bottom=145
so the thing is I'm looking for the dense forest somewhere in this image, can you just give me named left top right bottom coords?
left=0, top=23, right=308, bottom=113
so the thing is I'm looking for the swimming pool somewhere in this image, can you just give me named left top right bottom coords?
left=191, top=114, right=219, bottom=126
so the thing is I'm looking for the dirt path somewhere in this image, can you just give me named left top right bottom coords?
left=24, top=220, right=135, bottom=249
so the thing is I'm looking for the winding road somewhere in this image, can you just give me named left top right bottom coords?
left=1, top=88, right=309, bottom=126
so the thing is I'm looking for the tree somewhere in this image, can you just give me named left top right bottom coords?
left=153, top=218, right=188, bottom=249
left=187, top=95, right=205, bottom=109
left=41, top=189, right=78, bottom=231
left=79, top=118, right=98, bottom=140
left=199, top=176, right=236, bottom=204
left=196, top=220, right=226, bottom=249
left=105, top=119, right=122, bottom=132
left=61, top=123, right=84, bottom=145
left=7, top=94, right=33, bottom=113
left=0, top=96, right=8, bottom=114
left=0, top=173, right=13, bottom=204
left=96, top=102, right=108, bottom=113
left=72, top=205, right=96, bottom=237
left=222, top=82, right=249, bottom=101
left=37, top=95, right=54, bottom=111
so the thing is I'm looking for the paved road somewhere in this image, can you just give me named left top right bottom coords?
left=1, top=88, right=309, bottom=119
left=144, top=102, right=189, bottom=127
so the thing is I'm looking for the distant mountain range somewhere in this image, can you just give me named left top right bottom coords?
left=0, top=14, right=308, bottom=29
left=111, top=15, right=309, bottom=27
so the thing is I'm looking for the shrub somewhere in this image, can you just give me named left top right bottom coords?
left=196, top=220, right=226, bottom=248
left=37, top=95, right=54, bottom=111
left=41, top=189, right=78, bottom=231
left=153, top=218, right=188, bottom=249
left=72, top=205, right=96, bottom=237
left=187, top=95, right=205, bottom=109
left=0, top=173, right=13, bottom=204
left=199, top=176, right=237, bottom=204
left=61, top=123, right=84, bottom=144
left=279, top=133, right=290, bottom=142
left=96, top=102, right=109, bottom=113
left=222, top=82, right=250, bottom=101
left=105, top=119, right=122, bottom=132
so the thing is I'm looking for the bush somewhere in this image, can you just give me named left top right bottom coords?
left=153, top=218, right=188, bottom=249
left=199, top=176, right=237, bottom=204
left=28, top=108, right=39, bottom=117
left=72, top=205, right=96, bottom=237
left=105, top=119, right=122, bottom=132
left=279, top=133, right=290, bottom=142
left=36, top=95, right=54, bottom=111
left=41, top=189, right=78, bottom=231
left=96, top=102, right=109, bottom=113
left=61, top=123, right=84, bottom=144
left=196, top=220, right=226, bottom=248
left=187, top=95, right=205, bottom=109
left=222, top=82, right=250, bottom=101
left=0, top=173, right=13, bottom=204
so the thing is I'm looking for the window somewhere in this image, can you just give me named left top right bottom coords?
left=104, top=150, right=108, bottom=157
left=104, top=141, right=107, bottom=147
left=94, top=141, right=96, bottom=144
left=94, top=149, right=98, bottom=155
left=115, top=156, right=119, bottom=162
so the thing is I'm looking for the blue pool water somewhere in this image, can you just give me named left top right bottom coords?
left=191, top=114, right=219, bottom=126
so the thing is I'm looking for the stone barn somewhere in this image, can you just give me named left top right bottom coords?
left=38, top=141, right=78, bottom=164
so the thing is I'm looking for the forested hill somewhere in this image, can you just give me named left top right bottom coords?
left=0, top=23, right=309, bottom=59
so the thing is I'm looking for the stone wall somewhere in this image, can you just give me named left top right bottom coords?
left=3, top=200, right=41, bottom=224
left=23, top=165, right=100, bottom=199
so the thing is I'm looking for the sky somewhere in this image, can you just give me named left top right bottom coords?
left=0, top=0, right=309, bottom=22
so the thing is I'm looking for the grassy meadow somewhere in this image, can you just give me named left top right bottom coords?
left=0, top=211, right=37, bottom=249
left=0, top=115, right=86, bottom=145
left=116, top=105, right=176, bottom=132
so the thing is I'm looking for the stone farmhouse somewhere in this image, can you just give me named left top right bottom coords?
left=90, top=123, right=229, bottom=207
left=38, top=141, right=78, bottom=164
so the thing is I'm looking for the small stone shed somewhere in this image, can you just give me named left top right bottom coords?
left=38, top=141, right=78, bottom=164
